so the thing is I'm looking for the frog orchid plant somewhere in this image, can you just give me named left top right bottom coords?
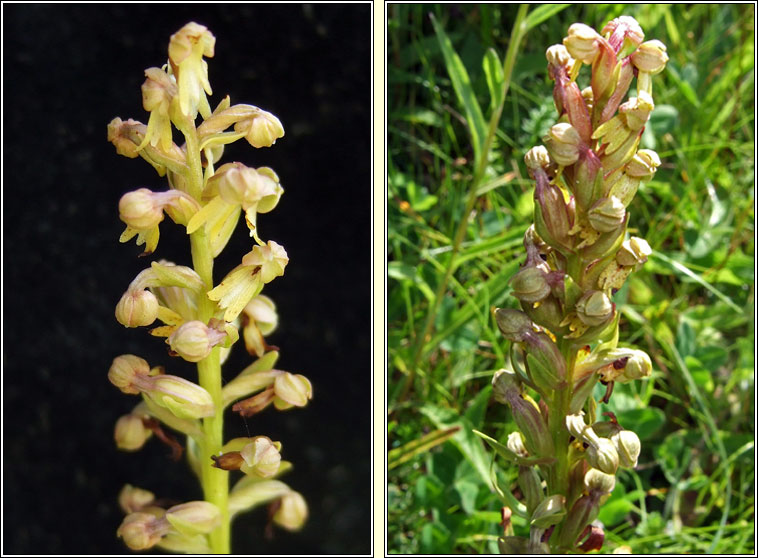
left=475, top=16, right=668, bottom=554
left=106, top=22, right=312, bottom=554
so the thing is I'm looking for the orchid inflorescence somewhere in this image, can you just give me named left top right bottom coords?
left=107, top=22, right=311, bottom=554
left=483, top=16, right=668, bottom=554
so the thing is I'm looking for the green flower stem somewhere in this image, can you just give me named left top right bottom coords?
left=184, top=120, right=230, bottom=554
left=548, top=341, right=578, bottom=549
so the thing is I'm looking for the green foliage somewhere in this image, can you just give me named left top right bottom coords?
left=388, top=4, right=754, bottom=554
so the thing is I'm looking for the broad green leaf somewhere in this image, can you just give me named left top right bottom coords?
left=430, top=13, right=487, bottom=165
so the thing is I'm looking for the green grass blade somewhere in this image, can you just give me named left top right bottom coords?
left=523, top=4, right=571, bottom=31
left=430, top=13, right=488, bottom=165
left=651, top=251, right=742, bottom=313
left=483, top=48, right=505, bottom=113
left=388, top=426, right=462, bottom=470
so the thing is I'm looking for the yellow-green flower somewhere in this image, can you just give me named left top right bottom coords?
left=139, top=67, right=178, bottom=153
left=168, top=22, right=215, bottom=119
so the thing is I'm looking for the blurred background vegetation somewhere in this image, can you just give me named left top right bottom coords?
left=387, top=4, right=754, bottom=554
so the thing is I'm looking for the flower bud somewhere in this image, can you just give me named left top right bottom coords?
left=235, top=110, right=285, bottom=148
left=494, top=308, right=534, bottom=342
left=148, top=375, right=215, bottom=419
left=619, top=91, right=654, bottom=131
left=168, top=22, right=215, bottom=119
left=524, top=145, right=551, bottom=172
left=534, top=172, right=572, bottom=252
left=142, top=67, right=177, bottom=113
left=165, top=501, right=222, bottom=537
left=119, top=188, right=165, bottom=230
left=563, top=23, right=601, bottom=64
left=115, top=288, right=159, bottom=328
left=584, top=467, right=617, bottom=494
left=167, top=320, right=227, bottom=363
left=241, top=241, right=289, bottom=284
left=212, top=162, right=283, bottom=213
left=522, top=294, right=565, bottom=334
left=108, top=117, right=143, bottom=159
left=242, top=295, right=279, bottom=354
left=546, top=44, right=574, bottom=68
left=169, top=22, right=215, bottom=65
left=602, top=16, right=644, bottom=57
left=614, top=349, right=652, bottom=383
left=631, top=40, right=668, bottom=74
left=616, top=236, right=652, bottom=267
left=510, top=394, right=554, bottom=458
left=273, top=372, right=313, bottom=409
left=546, top=122, right=582, bottom=166
left=119, top=485, right=156, bottom=514
left=588, top=196, right=626, bottom=233
left=108, top=354, right=151, bottom=395
left=507, top=431, right=529, bottom=457
left=625, top=149, right=661, bottom=179
left=273, top=491, right=308, bottom=531
left=523, top=331, right=567, bottom=391
left=586, top=437, right=619, bottom=475
left=492, top=369, right=521, bottom=406
left=117, top=512, right=169, bottom=551
left=612, top=429, right=641, bottom=468
left=510, top=266, right=551, bottom=303
left=575, top=291, right=614, bottom=327
left=531, top=494, right=566, bottom=528
left=240, top=436, right=282, bottom=477
left=578, top=212, right=628, bottom=261
left=115, top=413, right=152, bottom=451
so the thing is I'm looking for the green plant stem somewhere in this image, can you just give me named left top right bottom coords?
left=183, top=120, right=230, bottom=554
left=399, top=4, right=529, bottom=403
left=547, top=341, right=577, bottom=551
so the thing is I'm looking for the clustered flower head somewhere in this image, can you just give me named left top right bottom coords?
left=489, top=16, right=666, bottom=554
left=106, top=22, right=310, bottom=553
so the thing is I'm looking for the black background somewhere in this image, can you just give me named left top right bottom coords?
left=3, top=3, right=371, bottom=555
